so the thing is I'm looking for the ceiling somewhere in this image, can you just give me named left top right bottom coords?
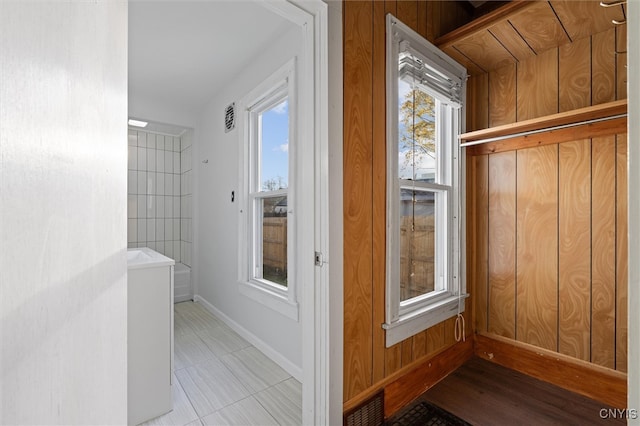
left=128, top=1, right=293, bottom=131
left=437, top=1, right=627, bottom=76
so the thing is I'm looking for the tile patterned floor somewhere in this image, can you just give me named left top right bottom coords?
left=140, top=301, right=302, bottom=426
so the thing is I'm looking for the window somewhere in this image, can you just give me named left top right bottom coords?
left=383, top=15, right=467, bottom=346
left=238, top=59, right=298, bottom=320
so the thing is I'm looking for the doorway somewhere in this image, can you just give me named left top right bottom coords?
left=128, top=1, right=333, bottom=423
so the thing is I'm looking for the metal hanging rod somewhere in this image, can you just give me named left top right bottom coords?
left=459, top=113, right=628, bottom=148
left=600, top=0, right=625, bottom=7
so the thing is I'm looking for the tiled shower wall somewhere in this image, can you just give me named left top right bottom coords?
left=127, top=129, right=182, bottom=262
left=180, top=129, right=193, bottom=267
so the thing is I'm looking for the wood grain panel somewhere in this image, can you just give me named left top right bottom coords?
left=616, top=24, right=627, bottom=100
left=591, top=136, right=616, bottom=369
left=412, top=330, right=428, bottom=360
left=371, top=0, right=391, bottom=386
left=517, top=48, right=558, bottom=121
left=507, top=2, right=570, bottom=54
left=489, top=64, right=516, bottom=127
left=343, top=0, right=373, bottom=400
left=559, top=36, right=591, bottom=112
left=470, top=155, right=489, bottom=333
left=442, top=45, right=485, bottom=75
left=488, top=151, right=516, bottom=339
left=475, top=333, right=628, bottom=408
left=385, top=339, right=474, bottom=418
left=385, top=343, right=402, bottom=377
left=615, top=134, right=627, bottom=373
left=592, top=28, right=616, bottom=105
left=426, top=322, right=445, bottom=355
left=466, top=73, right=488, bottom=132
left=401, top=339, right=413, bottom=366
left=454, top=30, right=516, bottom=72
left=558, top=139, right=591, bottom=361
left=487, top=20, right=535, bottom=62
left=551, top=0, right=622, bottom=41
left=397, top=1, right=417, bottom=32
left=516, top=145, right=558, bottom=351
left=417, top=0, right=427, bottom=39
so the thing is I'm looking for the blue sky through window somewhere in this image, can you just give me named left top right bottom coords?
left=261, top=99, right=289, bottom=190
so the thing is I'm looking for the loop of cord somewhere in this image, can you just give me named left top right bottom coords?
left=454, top=313, right=466, bottom=342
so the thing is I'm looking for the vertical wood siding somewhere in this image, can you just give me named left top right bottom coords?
left=468, top=134, right=628, bottom=372
left=466, top=27, right=626, bottom=132
left=343, top=0, right=472, bottom=405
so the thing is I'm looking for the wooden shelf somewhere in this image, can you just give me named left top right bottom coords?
left=460, top=100, right=627, bottom=143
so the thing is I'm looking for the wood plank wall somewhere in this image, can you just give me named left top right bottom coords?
left=465, top=12, right=628, bottom=374
left=466, top=25, right=627, bottom=131
left=343, top=0, right=473, bottom=407
left=468, top=134, right=628, bottom=372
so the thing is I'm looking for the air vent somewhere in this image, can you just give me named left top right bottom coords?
left=344, top=391, right=384, bottom=426
left=224, top=103, right=236, bottom=133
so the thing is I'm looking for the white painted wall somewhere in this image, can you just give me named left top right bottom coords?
left=194, top=24, right=303, bottom=374
left=0, top=2, right=128, bottom=425
left=627, top=1, right=639, bottom=421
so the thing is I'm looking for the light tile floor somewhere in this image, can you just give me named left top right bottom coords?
left=141, top=301, right=302, bottom=426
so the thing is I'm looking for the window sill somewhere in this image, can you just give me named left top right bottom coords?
left=238, top=280, right=299, bottom=321
left=382, top=293, right=469, bottom=347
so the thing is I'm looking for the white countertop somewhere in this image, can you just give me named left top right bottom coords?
left=127, top=247, right=175, bottom=270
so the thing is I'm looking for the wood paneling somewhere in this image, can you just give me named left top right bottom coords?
left=372, top=0, right=393, bottom=387
left=516, top=145, right=558, bottom=351
left=487, top=20, right=535, bottom=62
left=343, top=0, right=474, bottom=412
left=343, top=0, right=373, bottom=401
left=558, top=139, right=591, bottom=361
left=469, top=155, right=488, bottom=333
left=592, top=136, right=616, bottom=369
left=507, top=2, right=570, bottom=53
left=616, top=25, right=627, bottom=100
left=489, top=64, right=516, bottom=126
left=592, top=28, right=616, bottom=105
left=551, top=0, right=625, bottom=42
left=454, top=31, right=515, bottom=71
left=475, top=333, right=627, bottom=408
left=616, top=135, right=628, bottom=373
left=559, top=37, right=591, bottom=112
left=488, top=151, right=516, bottom=339
left=466, top=73, right=488, bottom=132
left=384, top=339, right=473, bottom=417
left=517, top=48, right=558, bottom=121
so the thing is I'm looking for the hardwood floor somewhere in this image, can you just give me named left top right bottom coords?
left=418, top=357, right=625, bottom=426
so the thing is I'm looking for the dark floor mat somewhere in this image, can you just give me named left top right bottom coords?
left=385, top=401, right=471, bottom=426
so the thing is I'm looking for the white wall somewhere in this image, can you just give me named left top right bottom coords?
left=0, top=2, right=128, bottom=425
left=194, top=25, right=303, bottom=374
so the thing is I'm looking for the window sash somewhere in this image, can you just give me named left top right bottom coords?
left=385, top=14, right=466, bottom=344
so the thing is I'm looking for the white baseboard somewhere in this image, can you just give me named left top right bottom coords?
left=193, top=294, right=303, bottom=381
left=174, top=294, right=192, bottom=303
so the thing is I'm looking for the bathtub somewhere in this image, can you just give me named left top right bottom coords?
left=174, top=262, right=192, bottom=303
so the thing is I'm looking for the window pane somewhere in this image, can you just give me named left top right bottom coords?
left=398, top=79, right=437, bottom=182
left=399, top=188, right=435, bottom=302
left=260, top=99, right=289, bottom=191
left=260, top=195, right=288, bottom=287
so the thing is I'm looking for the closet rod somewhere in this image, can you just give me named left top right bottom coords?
left=460, top=113, right=627, bottom=148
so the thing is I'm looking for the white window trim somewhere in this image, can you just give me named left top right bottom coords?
left=383, top=14, right=467, bottom=347
left=238, top=58, right=299, bottom=321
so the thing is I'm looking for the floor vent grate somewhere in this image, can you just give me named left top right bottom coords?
left=344, top=391, right=384, bottom=426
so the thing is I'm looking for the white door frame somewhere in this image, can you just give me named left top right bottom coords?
left=258, top=1, right=342, bottom=424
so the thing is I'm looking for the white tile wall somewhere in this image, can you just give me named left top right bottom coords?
left=180, top=130, right=194, bottom=267
left=127, top=129, right=184, bottom=262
